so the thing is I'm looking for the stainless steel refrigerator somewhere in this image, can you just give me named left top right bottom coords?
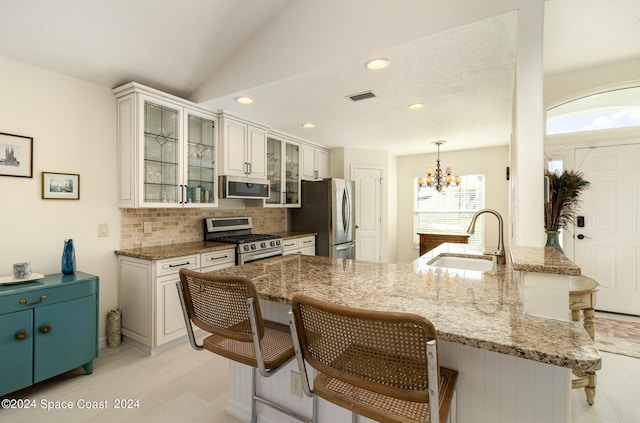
left=291, top=178, right=355, bottom=259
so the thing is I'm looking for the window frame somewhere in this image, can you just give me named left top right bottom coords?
left=413, top=173, right=486, bottom=249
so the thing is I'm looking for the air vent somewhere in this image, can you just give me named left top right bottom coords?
left=347, top=91, right=376, bottom=102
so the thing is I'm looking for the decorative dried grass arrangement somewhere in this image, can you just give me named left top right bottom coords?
left=544, top=170, right=590, bottom=231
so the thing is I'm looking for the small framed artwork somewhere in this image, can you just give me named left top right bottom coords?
left=42, top=172, right=80, bottom=200
left=0, top=132, right=33, bottom=178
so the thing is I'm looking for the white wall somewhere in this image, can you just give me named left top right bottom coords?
left=544, top=57, right=640, bottom=108
left=396, top=146, right=510, bottom=264
left=0, top=56, right=120, bottom=341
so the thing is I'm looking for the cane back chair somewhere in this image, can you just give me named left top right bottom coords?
left=177, top=268, right=310, bottom=423
left=288, top=294, right=458, bottom=423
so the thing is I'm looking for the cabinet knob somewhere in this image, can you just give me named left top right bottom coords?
left=39, top=324, right=52, bottom=334
left=15, top=330, right=29, bottom=341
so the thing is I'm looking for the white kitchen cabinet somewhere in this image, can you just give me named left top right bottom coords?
left=301, top=144, right=329, bottom=180
left=282, top=235, right=316, bottom=256
left=219, top=114, right=267, bottom=179
left=114, top=83, right=218, bottom=208
left=265, top=133, right=301, bottom=207
left=117, top=248, right=235, bottom=355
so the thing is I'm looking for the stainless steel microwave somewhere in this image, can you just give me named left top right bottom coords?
left=219, top=175, right=270, bottom=199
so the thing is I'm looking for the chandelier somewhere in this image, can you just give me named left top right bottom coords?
left=418, top=141, right=460, bottom=192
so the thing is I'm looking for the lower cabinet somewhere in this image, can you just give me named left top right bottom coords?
left=117, top=249, right=235, bottom=355
left=0, top=272, right=99, bottom=397
left=282, top=235, right=316, bottom=256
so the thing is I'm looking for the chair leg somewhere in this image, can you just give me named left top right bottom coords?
left=251, top=367, right=257, bottom=423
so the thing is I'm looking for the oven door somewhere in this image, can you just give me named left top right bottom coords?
left=238, top=248, right=283, bottom=265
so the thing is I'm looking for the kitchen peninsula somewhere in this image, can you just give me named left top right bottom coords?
left=210, top=243, right=601, bottom=423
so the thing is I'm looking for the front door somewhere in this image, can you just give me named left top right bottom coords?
left=573, top=143, right=640, bottom=315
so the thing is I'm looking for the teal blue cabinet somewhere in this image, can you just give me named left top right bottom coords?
left=0, top=272, right=98, bottom=397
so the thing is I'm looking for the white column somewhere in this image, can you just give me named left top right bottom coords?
left=511, top=0, right=546, bottom=247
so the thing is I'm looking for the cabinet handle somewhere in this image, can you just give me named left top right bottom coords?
left=247, top=162, right=252, bottom=175
left=15, top=330, right=29, bottom=341
left=302, top=240, right=313, bottom=244
left=168, top=262, right=191, bottom=268
left=207, top=255, right=230, bottom=261
left=39, top=324, right=52, bottom=334
left=20, top=295, right=47, bottom=306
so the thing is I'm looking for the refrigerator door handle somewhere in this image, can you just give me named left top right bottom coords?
left=342, top=188, right=350, bottom=234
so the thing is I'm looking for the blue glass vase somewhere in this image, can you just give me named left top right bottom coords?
left=61, top=239, right=76, bottom=274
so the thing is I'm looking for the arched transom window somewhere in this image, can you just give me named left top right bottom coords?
left=546, top=86, right=640, bottom=135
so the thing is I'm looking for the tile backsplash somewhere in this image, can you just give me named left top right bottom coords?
left=120, top=206, right=286, bottom=249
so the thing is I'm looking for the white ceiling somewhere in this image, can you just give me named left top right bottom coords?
left=0, top=0, right=638, bottom=156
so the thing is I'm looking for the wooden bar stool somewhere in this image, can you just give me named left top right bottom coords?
left=288, top=293, right=458, bottom=423
left=569, top=275, right=600, bottom=405
left=177, top=268, right=311, bottom=423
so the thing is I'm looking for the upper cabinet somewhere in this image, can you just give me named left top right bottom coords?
left=265, top=133, right=301, bottom=207
left=114, top=82, right=218, bottom=208
left=301, top=144, right=329, bottom=181
left=219, top=114, right=267, bottom=179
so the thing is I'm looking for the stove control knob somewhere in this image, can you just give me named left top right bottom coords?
left=251, top=244, right=256, bottom=250
left=275, top=240, right=281, bottom=246
left=243, top=245, right=250, bottom=251
left=270, top=241, right=275, bottom=247
left=261, top=242, right=267, bottom=248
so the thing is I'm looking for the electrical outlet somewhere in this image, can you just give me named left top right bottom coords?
left=143, top=221, right=152, bottom=234
left=290, top=370, right=303, bottom=398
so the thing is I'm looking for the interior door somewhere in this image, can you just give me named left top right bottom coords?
left=352, top=166, right=382, bottom=262
left=573, top=143, right=640, bottom=315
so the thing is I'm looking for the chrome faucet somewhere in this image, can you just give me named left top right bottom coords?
left=467, top=209, right=505, bottom=265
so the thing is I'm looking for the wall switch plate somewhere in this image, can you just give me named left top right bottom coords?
left=143, top=222, right=152, bottom=234
left=290, top=370, right=303, bottom=398
left=98, top=223, right=109, bottom=237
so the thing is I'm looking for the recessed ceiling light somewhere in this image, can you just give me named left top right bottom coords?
left=301, top=123, right=315, bottom=129
left=407, top=103, right=425, bottom=110
left=235, top=96, right=253, bottom=104
left=364, top=57, right=390, bottom=70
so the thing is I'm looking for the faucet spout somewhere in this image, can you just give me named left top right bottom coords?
left=466, top=209, right=505, bottom=265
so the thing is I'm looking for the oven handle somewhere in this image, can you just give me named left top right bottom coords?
left=240, top=249, right=283, bottom=265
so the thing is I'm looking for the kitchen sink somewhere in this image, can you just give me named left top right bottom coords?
left=427, top=254, right=494, bottom=271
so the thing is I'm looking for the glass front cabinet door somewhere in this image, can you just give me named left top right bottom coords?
left=114, top=83, right=218, bottom=208
left=265, top=134, right=300, bottom=207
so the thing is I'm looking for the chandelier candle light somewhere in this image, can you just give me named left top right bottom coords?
left=418, top=141, right=460, bottom=192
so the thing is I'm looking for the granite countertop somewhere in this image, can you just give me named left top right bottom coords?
left=113, top=232, right=317, bottom=261
left=510, top=245, right=581, bottom=276
left=270, top=231, right=317, bottom=239
left=212, top=243, right=601, bottom=373
left=114, top=241, right=235, bottom=260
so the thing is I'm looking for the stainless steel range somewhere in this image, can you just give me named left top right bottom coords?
left=204, top=217, right=283, bottom=265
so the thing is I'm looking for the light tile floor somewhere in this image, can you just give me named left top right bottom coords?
left=2, top=318, right=640, bottom=422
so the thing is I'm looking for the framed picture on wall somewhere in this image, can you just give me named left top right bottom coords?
left=42, top=172, right=80, bottom=200
left=0, top=132, right=33, bottom=178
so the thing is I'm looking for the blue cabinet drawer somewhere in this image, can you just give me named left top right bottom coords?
left=0, top=273, right=98, bottom=314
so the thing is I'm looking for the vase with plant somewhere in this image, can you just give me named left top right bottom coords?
left=544, top=169, right=590, bottom=254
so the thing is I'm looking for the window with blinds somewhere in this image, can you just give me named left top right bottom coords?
left=414, top=174, right=485, bottom=247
